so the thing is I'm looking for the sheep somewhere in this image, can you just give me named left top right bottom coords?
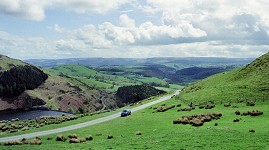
left=235, top=110, right=241, bottom=115
left=85, top=136, right=93, bottom=141
left=56, top=135, right=66, bottom=142
left=69, top=138, right=80, bottom=143
left=136, top=131, right=142, bottom=135
left=79, top=138, right=86, bottom=143
left=68, top=134, right=78, bottom=139
left=233, top=119, right=240, bottom=122
left=107, top=135, right=114, bottom=139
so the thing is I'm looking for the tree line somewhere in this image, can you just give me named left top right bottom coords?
left=0, top=65, right=48, bottom=97
left=115, top=84, right=166, bottom=104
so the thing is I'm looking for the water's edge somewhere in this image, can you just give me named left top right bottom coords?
left=0, top=108, right=73, bottom=121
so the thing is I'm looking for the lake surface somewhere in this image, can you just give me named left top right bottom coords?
left=0, top=110, right=73, bottom=121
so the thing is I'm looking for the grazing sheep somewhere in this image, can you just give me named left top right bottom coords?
left=233, top=119, right=240, bottom=122
left=191, top=119, right=203, bottom=127
left=249, top=129, right=255, bottom=132
left=235, top=111, right=241, bottom=115
left=242, top=112, right=249, bottom=116
left=176, top=104, right=182, bottom=107
left=69, top=138, right=80, bottom=143
left=68, top=134, right=78, bottom=139
left=29, top=139, right=42, bottom=145
left=47, top=137, right=53, bottom=140
left=246, top=102, right=255, bottom=106
left=85, top=136, right=93, bottom=141
left=241, top=110, right=263, bottom=116
left=136, top=131, right=142, bottom=135
left=199, top=106, right=205, bottom=109
left=21, top=127, right=29, bottom=131
left=107, top=135, right=113, bottom=139
left=156, top=105, right=176, bottom=112
left=4, top=140, right=22, bottom=146
left=205, top=105, right=215, bottom=109
left=173, top=112, right=222, bottom=127
left=79, top=138, right=86, bottom=143
left=56, top=135, right=66, bottom=142
left=224, top=103, right=231, bottom=107
left=249, top=110, right=263, bottom=116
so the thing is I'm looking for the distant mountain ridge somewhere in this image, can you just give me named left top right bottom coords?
left=25, top=57, right=254, bottom=68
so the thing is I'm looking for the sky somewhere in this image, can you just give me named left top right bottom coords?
left=0, top=0, right=269, bottom=60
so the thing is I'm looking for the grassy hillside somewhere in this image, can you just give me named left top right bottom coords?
left=179, top=52, right=269, bottom=103
left=2, top=96, right=268, bottom=149
left=0, top=55, right=27, bottom=71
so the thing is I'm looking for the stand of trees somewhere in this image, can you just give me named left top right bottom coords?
left=0, top=65, right=48, bottom=97
left=115, top=84, right=166, bottom=104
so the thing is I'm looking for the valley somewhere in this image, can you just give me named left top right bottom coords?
left=0, top=53, right=268, bottom=149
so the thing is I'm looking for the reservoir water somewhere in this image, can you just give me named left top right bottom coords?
left=0, top=110, right=73, bottom=121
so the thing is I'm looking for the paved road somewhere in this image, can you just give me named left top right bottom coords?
left=0, top=90, right=180, bottom=142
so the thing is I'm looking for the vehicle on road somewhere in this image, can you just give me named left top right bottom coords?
left=121, top=109, right=131, bottom=117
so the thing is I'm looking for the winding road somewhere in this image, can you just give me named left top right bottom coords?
left=0, top=90, right=180, bottom=142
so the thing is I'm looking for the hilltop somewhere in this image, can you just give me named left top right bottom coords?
left=179, top=52, right=269, bottom=103
left=0, top=55, right=27, bottom=71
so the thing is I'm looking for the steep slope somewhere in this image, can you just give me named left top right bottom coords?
left=0, top=55, right=117, bottom=113
left=26, top=71, right=117, bottom=113
left=0, top=55, right=48, bottom=110
left=180, top=52, right=269, bottom=103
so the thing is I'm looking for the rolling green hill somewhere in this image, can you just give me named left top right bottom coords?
left=179, top=52, right=269, bottom=103
left=49, top=64, right=176, bottom=92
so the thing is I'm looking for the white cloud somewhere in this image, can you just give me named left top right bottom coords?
left=0, top=0, right=131, bottom=20
left=0, top=31, right=56, bottom=59
left=147, top=0, right=269, bottom=44
left=1, top=0, right=269, bottom=59
left=0, top=0, right=46, bottom=21
left=119, top=14, right=135, bottom=28
left=1, top=30, right=268, bottom=59
left=53, top=14, right=206, bottom=49
left=53, top=0, right=130, bottom=14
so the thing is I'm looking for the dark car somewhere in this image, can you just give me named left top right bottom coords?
left=121, top=109, right=131, bottom=117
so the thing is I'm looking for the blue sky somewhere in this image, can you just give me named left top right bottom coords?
left=0, top=0, right=268, bottom=59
